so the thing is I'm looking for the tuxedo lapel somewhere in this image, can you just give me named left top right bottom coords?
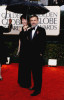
left=33, top=26, right=39, bottom=39
left=29, top=29, right=32, bottom=40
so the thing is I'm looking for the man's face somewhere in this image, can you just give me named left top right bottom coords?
left=21, top=18, right=27, bottom=26
left=30, top=17, right=38, bottom=27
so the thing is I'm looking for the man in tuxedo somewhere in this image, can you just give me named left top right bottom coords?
left=0, top=19, right=12, bottom=80
left=0, top=19, right=12, bottom=66
left=27, top=15, right=46, bottom=96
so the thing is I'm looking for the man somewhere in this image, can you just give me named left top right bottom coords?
left=0, top=19, right=12, bottom=80
left=27, top=15, right=46, bottom=96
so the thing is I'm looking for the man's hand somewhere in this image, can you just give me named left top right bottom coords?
left=9, top=19, right=12, bottom=24
left=40, top=54, right=42, bottom=57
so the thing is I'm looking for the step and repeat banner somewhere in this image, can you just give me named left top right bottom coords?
left=0, top=5, right=60, bottom=36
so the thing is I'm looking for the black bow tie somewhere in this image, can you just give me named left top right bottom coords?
left=31, top=27, right=35, bottom=30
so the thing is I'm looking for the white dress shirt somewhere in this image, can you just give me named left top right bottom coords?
left=32, top=25, right=38, bottom=39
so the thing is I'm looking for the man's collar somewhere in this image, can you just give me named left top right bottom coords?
left=32, top=25, right=38, bottom=30
left=35, top=25, right=38, bottom=30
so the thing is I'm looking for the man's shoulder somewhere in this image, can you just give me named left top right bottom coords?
left=0, top=26, right=3, bottom=28
left=37, top=26, right=45, bottom=31
left=37, top=26, right=46, bottom=36
left=0, top=26, right=3, bottom=30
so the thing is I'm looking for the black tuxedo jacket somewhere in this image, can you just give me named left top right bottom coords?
left=27, top=26, right=46, bottom=55
left=0, top=24, right=12, bottom=46
left=0, top=24, right=12, bottom=35
left=0, top=24, right=12, bottom=64
left=27, top=26, right=46, bottom=66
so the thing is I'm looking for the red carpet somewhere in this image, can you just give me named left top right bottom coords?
left=0, top=63, right=64, bottom=100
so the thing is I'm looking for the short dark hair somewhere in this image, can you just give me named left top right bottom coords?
left=20, top=14, right=29, bottom=23
left=30, top=15, right=38, bottom=20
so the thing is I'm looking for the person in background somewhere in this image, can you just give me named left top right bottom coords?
left=17, top=14, right=31, bottom=88
left=0, top=19, right=12, bottom=80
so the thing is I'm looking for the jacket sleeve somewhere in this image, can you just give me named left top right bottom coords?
left=2, top=24, right=12, bottom=33
left=40, top=28, right=46, bottom=55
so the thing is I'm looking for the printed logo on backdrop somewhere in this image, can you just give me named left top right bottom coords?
left=0, top=6, right=60, bottom=36
left=0, top=6, right=22, bottom=35
left=38, top=6, right=60, bottom=36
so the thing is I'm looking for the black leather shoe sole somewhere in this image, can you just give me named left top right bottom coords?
left=29, top=87, right=35, bottom=90
left=31, top=91, right=41, bottom=96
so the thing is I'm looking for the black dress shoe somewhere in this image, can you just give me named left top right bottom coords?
left=18, top=83, right=30, bottom=88
left=0, top=78, right=3, bottom=80
left=31, top=90, right=41, bottom=96
left=0, top=76, right=3, bottom=80
left=29, top=87, right=35, bottom=90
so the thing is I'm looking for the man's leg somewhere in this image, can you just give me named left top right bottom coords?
left=31, top=64, right=42, bottom=96
left=32, top=66, right=42, bottom=91
left=0, top=63, right=3, bottom=80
